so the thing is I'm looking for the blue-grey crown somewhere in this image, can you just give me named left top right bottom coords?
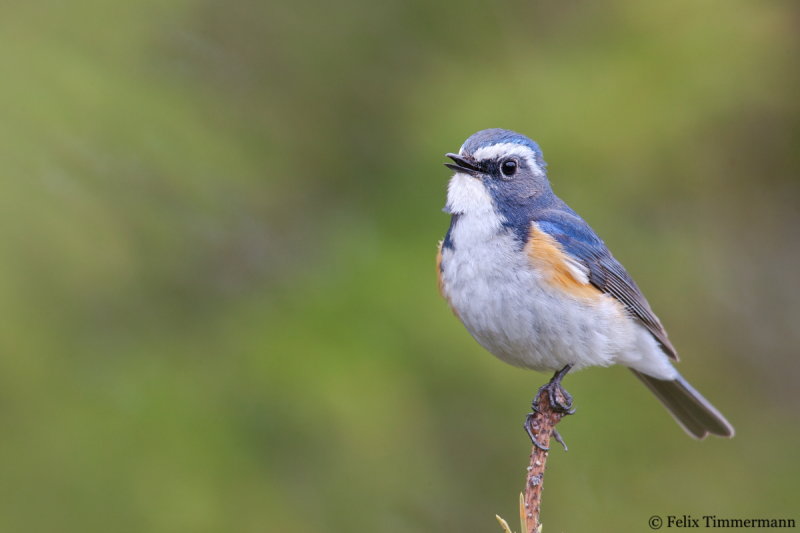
left=460, top=128, right=546, bottom=168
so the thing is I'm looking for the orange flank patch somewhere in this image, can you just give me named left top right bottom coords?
left=436, top=241, right=445, bottom=298
left=526, top=225, right=601, bottom=299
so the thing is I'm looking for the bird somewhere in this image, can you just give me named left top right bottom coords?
left=436, top=128, right=734, bottom=441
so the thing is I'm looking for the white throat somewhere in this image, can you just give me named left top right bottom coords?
left=446, top=173, right=494, bottom=215
left=445, top=172, right=503, bottom=244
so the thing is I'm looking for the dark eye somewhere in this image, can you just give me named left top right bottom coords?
left=500, top=159, right=518, bottom=177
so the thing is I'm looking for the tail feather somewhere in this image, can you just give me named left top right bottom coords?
left=630, top=370, right=735, bottom=439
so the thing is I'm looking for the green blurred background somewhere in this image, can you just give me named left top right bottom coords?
left=1, top=1, right=798, bottom=531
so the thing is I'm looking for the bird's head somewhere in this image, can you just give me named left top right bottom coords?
left=444, top=128, right=552, bottom=216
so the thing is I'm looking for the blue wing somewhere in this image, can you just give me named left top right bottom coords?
left=535, top=208, right=678, bottom=360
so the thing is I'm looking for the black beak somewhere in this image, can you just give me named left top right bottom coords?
left=444, top=153, right=482, bottom=176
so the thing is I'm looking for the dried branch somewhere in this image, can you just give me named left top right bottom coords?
left=497, top=385, right=570, bottom=533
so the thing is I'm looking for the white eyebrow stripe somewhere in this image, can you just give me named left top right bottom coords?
left=471, top=143, right=544, bottom=176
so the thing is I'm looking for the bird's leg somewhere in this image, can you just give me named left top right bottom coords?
left=524, top=364, right=575, bottom=451
left=532, top=364, right=575, bottom=414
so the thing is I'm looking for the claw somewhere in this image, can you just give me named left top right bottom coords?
left=552, top=428, right=569, bottom=451
left=524, top=413, right=550, bottom=451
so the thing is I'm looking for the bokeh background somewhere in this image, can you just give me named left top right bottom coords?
left=1, top=1, right=798, bottom=531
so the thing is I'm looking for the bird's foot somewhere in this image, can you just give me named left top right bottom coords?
left=531, top=364, right=575, bottom=415
left=524, top=365, right=574, bottom=451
